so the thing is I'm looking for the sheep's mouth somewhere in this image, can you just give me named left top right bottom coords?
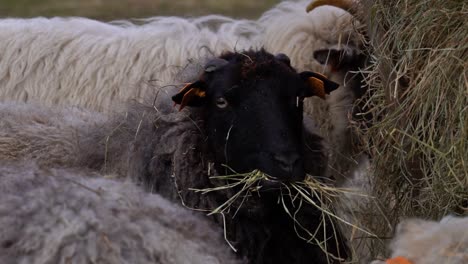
left=191, top=169, right=369, bottom=260
left=191, top=169, right=333, bottom=215
left=259, top=178, right=282, bottom=192
left=192, top=168, right=353, bottom=221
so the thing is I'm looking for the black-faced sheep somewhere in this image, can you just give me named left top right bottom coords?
left=0, top=161, right=243, bottom=264
left=0, top=50, right=350, bottom=263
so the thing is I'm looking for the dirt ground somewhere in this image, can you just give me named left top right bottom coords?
left=0, top=0, right=279, bottom=20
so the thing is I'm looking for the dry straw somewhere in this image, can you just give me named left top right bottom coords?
left=192, top=168, right=373, bottom=262
left=355, top=0, right=467, bottom=256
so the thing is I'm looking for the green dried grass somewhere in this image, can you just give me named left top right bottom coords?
left=356, top=0, right=468, bottom=256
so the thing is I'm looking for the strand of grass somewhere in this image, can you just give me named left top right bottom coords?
left=280, top=193, right=322, bottom=243
left=190, top=170, right=267, bottom=193
left=390, top=128, right=460, bottom=185
left=291, top=183, right=375, bottom=237
left=191, top=170, right=269, bottom=216
left=174, top=176, right=213, bottom=213
left=220, top=212, right=237, bottom=253
left=280, top=191, right=344, bottom=262
left=300, top=177, right=369, bottom=197
left=103, top=112, right=128, bottom=173
left=207, top=181, right=258, bottom=215
left=232, top=190, right=252, bottom=218
left=190, top=180, right=246, bottom=194
left=133, top=110, right=146, bottom=141
left=282, top=186, right=342, bottom=261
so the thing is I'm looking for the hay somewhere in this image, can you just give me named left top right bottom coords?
left=193, top=169, right=372, bottom=262
left=355, top=0, right=468, bottom=258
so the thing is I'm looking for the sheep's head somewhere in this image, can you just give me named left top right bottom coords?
left=172, top=50, right=339, bottom=183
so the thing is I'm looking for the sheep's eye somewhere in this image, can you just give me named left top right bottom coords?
left=205, top=65, right=217, bottom=73
left=215, top=97, right=228, bottom=108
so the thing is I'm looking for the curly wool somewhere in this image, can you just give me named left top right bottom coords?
left=0, top=161, right=243, bottom=264
left=0, top=0, right=365, bottom=188
left=370, top=215, right=468, bottom=264
left=0, top=98, right=243, bottom=225
left=0, top=99, right=344, bottom=263
left=0, top=1, right=358, bottom=112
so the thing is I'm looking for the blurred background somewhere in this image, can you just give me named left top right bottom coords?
left=0, top=0, right=280, bottom=20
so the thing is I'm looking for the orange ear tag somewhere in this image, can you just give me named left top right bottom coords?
left=307, top=77, right=326, bottom=99
left=386, top=256, right=413, bottom=264
left=179, top=88, right=206, bottom=111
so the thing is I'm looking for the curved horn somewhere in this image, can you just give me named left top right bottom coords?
left=204, top=58, right=229, bottom=73
left=306, top=0, right=355, bottom=14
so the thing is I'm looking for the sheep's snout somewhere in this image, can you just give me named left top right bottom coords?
left=271, top=153, right=304, bottom=182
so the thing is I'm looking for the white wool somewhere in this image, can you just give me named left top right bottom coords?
left=335, top=155, right=375, bottom=263
left=371, top=215, right=468, bottom=264
left=0, top=16, right=259, bottom=111
left=258, top=1, right=358, bottom=72
left=0, top=2, right=361, bottom=182
left=0, top=1, right=357, bottom=112
left=0, top=1, right=361, bottom=182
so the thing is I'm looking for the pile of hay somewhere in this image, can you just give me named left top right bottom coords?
left=356, top=0, right=467, bottom=257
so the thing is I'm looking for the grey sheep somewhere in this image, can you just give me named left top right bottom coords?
left=0, top=161, right=242, bottom=264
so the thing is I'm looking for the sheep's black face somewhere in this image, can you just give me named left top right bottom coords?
left=172, top=50, right=339, bottom=183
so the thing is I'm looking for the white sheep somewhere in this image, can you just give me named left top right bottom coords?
left=0, top=161, right=243, bottom=264
left=0, top=15, right=259, bottom=112
left=0, top=1, right=358, bottom=113
left=371, top=215, right=468, bottom=264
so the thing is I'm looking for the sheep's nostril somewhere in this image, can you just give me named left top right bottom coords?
left=273, top=154, right=300, bottom=173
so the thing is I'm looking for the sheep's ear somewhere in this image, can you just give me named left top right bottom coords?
left=314, top=48, right=366, bottom=72
left=172, top=81, right=207, bottom=110
left=313, top=49, right=344, bottom=71
left=299, top=71, right=340, bottom=99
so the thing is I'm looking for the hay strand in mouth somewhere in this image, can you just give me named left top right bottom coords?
left=290, top=178, right=375, bottom=237
left=190, top=168, right=273, bottom=252
left=286, top=176, right=377, bottom=262
left=192, top=168, right=375, bottom=261
left=190, top=169, right=273, bottom=215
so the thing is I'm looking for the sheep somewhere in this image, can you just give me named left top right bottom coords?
left=0, top=0, right=359, bottom=113
left=297, top=4, right=377, bottom=263
left=0, top=50, right=349, bottom=263
left=259, top=0, right=361, bottom=73
left=0, top=0, right=367, bottom=179
left=0, top=0, right=368, bottom=187
left=0, top=161, right=243, bottom=264
left=370, top=215, right=468, bottom=264
left=304, top=44, right=368, bottom=184
left=0, top=15, right=259, bottom=112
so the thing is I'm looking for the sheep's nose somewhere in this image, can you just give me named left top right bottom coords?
left=273, top=153, right=302, bottom=180
left=274, top=154, right=299, bottom=170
